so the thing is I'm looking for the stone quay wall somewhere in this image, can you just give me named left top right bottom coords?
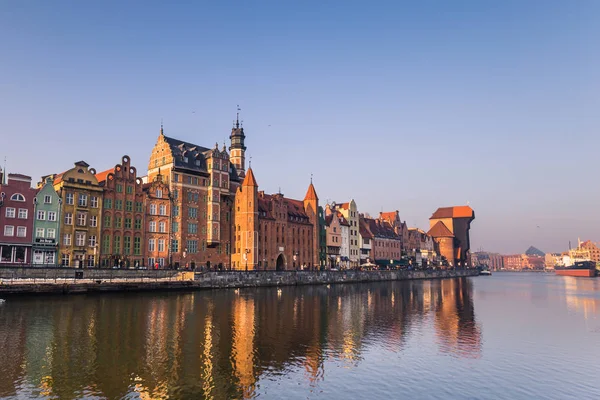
left=0, top=267, right=179, bottom=280
left=0, top=268, right=478, bottom=296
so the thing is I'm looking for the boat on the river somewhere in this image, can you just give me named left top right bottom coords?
left=554, top=261, right=597, bottom=277
left=479, top=269, right=492, bottom=276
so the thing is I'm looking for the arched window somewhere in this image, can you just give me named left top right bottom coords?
left=10, top=193, right=25, bottom=202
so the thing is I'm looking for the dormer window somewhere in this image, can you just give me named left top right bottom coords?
left=195, top=160, right=201, bottom=166
left=10, top=193, right=25, bottom=202
left=183, top=157, right=188, bottom=163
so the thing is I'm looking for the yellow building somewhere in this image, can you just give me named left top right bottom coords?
left=53, top=161, right=103, bottom=267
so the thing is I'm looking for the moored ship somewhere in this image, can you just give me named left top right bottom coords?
left=555, top=261, right=597, bottom=277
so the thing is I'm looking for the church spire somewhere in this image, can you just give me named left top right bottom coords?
left=230, top=105, right=247, bottom=176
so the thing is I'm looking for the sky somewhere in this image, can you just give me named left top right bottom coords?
left=1, top=1, right=598, bottom=254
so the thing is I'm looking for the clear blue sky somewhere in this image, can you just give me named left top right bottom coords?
left=1, top=1, right=598, bottom=254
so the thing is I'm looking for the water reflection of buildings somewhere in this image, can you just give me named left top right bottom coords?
left=562, top=277, right=600, bottom=319
left=3, top=278, right=482, bottom=399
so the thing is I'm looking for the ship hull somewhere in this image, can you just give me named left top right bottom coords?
left=555, top=269, right=596, bottom=277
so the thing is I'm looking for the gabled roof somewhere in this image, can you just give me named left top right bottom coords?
left=242, top=167, right=258, bottom=187
left=304, top=182, right=318, bottom=201
left=427, top=221, right=454, bottom=238
left=430, top=206, right=474, bottom=219
left=337, top=212, right=349, bottom=226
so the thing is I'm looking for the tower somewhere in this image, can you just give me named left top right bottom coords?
left=233, top=167, right=258, bottom=270
left=303, top=179, right=320, bottom=268
left=229, top=109, right=247, bottom=177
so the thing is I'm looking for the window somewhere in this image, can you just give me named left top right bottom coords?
left=125, top=218, right=132, bottom=229
left=65, top=192, right=74, bottom=205
left=44, top=195, right=52, bottom=204
left=75, top=231, right=86, bottom=246
left=114, top=235, right=121, bottom=253
left=173, top=190, right=178, bottom=199
left=64, top=213, right=73, bottom=225
left=159, top=221, right=166, bottom=233
left=134, top=237, right=141, bottom=255
left=115, top=217, right=122, bottom=229
left=187, top=240, right=198, bottom=253
left=149, top=221, right=156, bottom=232
left=134, top=218, right=142, bottom=230
left=36, top=228, right=44, bottom=238
left=62, top=253, right=70, bottom=266
left=173, top=206, right=179, bottom=217
left=89, top=235, right=97, bottom=247
left=77, top=213, right=87, bottom=226
left=188, top=223, right=198, bottom=234
left=5, top=208, right=15, bottom=218
left=159, top=205, right=166, bottom=216
left=104, top=199, right=112, bottom=209
left=123, top=236, right=131, bottom=254
left=148, top=257, right=155, bottom=267
left=103, top=215, right=111, bottom=228
left=116, top=184, right=123, bottom=193
left=171, top=240, right=179, bottom=253
left=174, top=173, right=180, bottom=182
left=78, top=194, right=88, bottom=207
left=4, top=226, right=14, bottom=236
left=188, top=207, right=197, bottom=218
left=126, top=185, right=133, bottom=194
left=172, top=222, right=179, bottom=233
left=90, top=216, right=97, bottom=227
left=150, top=204, right=157, bottom=215
left=18, top=209, right=28, bottom=219
left=156, top=189, right=162, bottom=198
left=63, top=233, right=72, bottom=245
left=102, top=235, right=110, bottom=253
left=91, top=196, right=99, bottom=208
left=37, top=210, right=46, bottom=220
left=47, top=228, right=56, bottom=239
left=115, top=200, right=123, bottom=210
left=47, top=211, right=57, bottom=221
left=148, top=239, right=155, bottom=251
left=135, top=202, right=143, bottom=213
left=126, top=201, right=133, bottom=212
left=11, top=193, right=25, bottom=201
left=158, top=239, right=165, bottom=252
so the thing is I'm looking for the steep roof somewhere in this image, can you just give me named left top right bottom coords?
left=427, top=221, right=454, bottom=237
left=162, top=135, right=241, bottom=182
left=304, top=182, right=318, bottom=201
left=359, top=218, right=373, bottom=239
left=337, top=212, right=349, bottom=226
left=94, top=168, right=113, bottom=185
left=242, top=167, right=258, bottom=187
left=430, top=206, right=474, bottom=219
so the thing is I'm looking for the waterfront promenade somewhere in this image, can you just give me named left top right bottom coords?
left=0, top=268, right=478, bottom=295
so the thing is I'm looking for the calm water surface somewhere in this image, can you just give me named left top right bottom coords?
left=0, top=273, right=599, bottom=399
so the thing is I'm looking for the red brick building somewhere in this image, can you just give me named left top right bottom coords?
left=0, top=173, right=36, bottom=264
left=143, top=171, right=172, bottom=268
left=360, top=215, right=402, bottom=267
left=231, top=168, right=319, bottom=270
left=147, top=122, right=245, bottom=269
left=96, top=156, right=146, bottom=268
left=502, top=254, right=522, bottom=270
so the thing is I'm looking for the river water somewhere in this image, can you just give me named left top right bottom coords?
left=0, top=273, right=598, bottom=399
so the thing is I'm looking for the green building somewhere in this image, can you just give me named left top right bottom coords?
left=318, top=205, right=327, bottom=270
left=32, top=177, right=62, bottom=265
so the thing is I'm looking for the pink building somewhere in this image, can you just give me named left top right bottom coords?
left=0, top=172, right=36, bottom=264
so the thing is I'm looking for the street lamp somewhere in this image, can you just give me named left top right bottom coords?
left=183, top=247, right=187, bottom=269
left=293, top=252, right=298, bottom=270
left=244, top=249, right=250, bottom=271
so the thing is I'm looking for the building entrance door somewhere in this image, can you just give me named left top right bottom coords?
left=276, top=254, right=285, bottom=271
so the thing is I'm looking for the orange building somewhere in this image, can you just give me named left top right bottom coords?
left=96, top=155, right=146, bottom=268
left=580, top=240, right=600, bottom=263
left=147, top=121, right=245, bottom=269
left=502, top=254, right=522, bottom=270
left=231, top=168, right=319, bottom=270
left=143, top=171, right=172, bottom=268
left=428, top=206, right=475, bottom=268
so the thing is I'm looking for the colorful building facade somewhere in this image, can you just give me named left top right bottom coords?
left=32, top=177, right=62, bottom=265
left=53, top=161, right=103, bottom=267
left=96, top=155, right=145, bottom=268
left=0, top=173, right=36, bottom=264
left=428, top=206, right=475, bottom=268
left=143, top=172, right=172, bottom=268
